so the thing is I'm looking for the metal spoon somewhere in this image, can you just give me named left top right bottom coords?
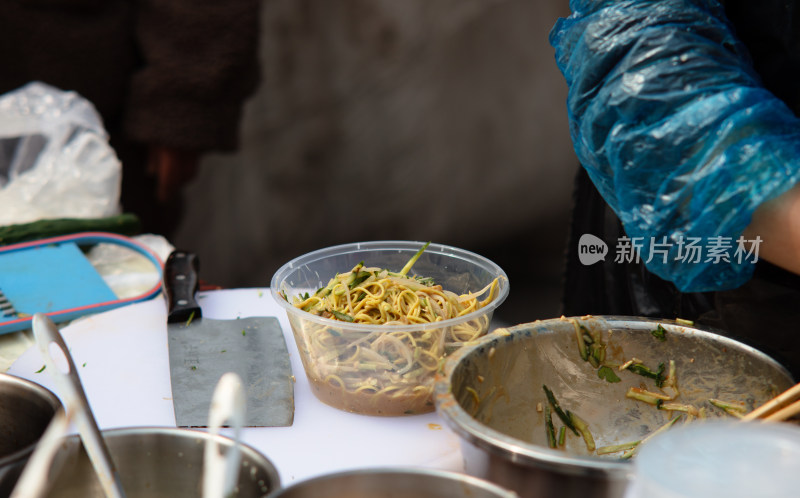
left=30, top=313, right=127, bottom=498
left=203, top=372, right=246, bottom=498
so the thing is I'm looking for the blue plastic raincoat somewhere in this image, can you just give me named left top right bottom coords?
left=550, top=0, right=800, bottom=292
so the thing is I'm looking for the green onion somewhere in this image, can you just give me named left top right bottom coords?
left=399, top=241, right=431, bottom=276
left=543, top=385, right=578, bottom=435
left=545, top=406, right=557, bottom=448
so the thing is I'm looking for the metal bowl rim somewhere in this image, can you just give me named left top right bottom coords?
left=268, top=466, right=518, bottom=497
left=0, top=373, right=62, bottom=468
left=58, top=426, right=281, bottom=488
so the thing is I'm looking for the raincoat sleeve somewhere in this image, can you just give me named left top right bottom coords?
left=549, top=0, right=800, bottom=292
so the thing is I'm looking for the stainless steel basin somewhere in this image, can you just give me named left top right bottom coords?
left=43, top=427, right=280, bottom=497
left=434, top=316, right=795, bottom=498
left=0, top=373, right=61, bottom=495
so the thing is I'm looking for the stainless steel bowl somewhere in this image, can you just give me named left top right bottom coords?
left=0, top=373, right=62, bottom=495
left=267, top=467, right=518, bottom=498
left=433, top=316, right=795, bottom=498
left=43, top=427, right=280, bottom=497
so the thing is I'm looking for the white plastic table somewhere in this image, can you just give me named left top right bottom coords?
left=7, top=288, right=464, bottom=485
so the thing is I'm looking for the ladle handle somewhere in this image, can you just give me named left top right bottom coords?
left=32, top=313, right=127, bottom=498
left=203, top=372, right=245, bottom=498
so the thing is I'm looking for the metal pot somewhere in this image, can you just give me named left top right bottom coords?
left=267, top=467, right=518, bottom=498
left=43, top=427, right=280, bottom=497
left=0, top=373, right=62, bottom=495
left=433, top=316, right=795, bottom=498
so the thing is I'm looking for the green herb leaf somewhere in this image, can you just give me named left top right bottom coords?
left=597, top=366, right=621, bottom=383
left=651, top=324, right=667, bottom=341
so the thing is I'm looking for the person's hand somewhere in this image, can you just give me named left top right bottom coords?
left=146, top=146, right=200, bottom=203
left=743, top=182, right=800, bottom=276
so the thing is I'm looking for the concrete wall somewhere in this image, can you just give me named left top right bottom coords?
left=173, top=0, right=577, bottom=324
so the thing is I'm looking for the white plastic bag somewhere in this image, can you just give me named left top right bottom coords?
left=0, top=82, right=121, bottom=225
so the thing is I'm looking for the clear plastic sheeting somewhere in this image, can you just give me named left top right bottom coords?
left=549, top=0, right=800, bottom=292
left=0, top=82, right=121, bottom=225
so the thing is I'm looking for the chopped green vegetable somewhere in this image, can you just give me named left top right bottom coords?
left=416, top=276, right=435, bottom=286
left=348, top=270, right=371, bottom=289
left=558, top=425, right=567, bottom=446
left=35, top=365, right=46, bottom=373
left=569, top=411, right=595, bottom=452
left=626, top=361, right=666, bottom=387
left=242, top=329, right=246, bottom=336
left=626, top=387, right=671, bottom=405
left=596, top=440, right=641, bottom=455
left=659, top=402, right=699, bottom=416
left=185, top=311, right=196, bottom=327
left=598, top=366, right=621, bottom=383
left=588, top=342, right=606, bottom=368
left=621, top=415, right=681, bottom=459
left=399, top=241, right=431, bottom=276
left=709, top=398, right=746, bottom=418
left=545, top=406, right=557, bottom=448
left=543, top=385, right=579, bottom=435
left=651, top=324, right=667, bottom=341
left=572, top=320, right=589, bottom=362
left=331, top=310, right=355, bottom=322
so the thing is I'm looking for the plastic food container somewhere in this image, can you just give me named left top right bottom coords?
left=629, top=421, right=800, bottom=498
left=271, top=241, right=508, bottom=416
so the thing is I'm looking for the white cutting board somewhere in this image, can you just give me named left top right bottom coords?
left=7, top=288, right=464, bottom=485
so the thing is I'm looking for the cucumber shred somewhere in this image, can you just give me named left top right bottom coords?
left=0, top=213, right=141, bottom=245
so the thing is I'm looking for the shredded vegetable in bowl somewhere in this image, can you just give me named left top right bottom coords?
left=276, top=242, right=505, bottom=415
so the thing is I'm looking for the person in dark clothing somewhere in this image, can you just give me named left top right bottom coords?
left=0, top=0, right=261, bottom=237
left=550, top=0, right=800, bottom=378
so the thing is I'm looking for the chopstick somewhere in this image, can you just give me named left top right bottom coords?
left=741, top=382, right=800, bottom=422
